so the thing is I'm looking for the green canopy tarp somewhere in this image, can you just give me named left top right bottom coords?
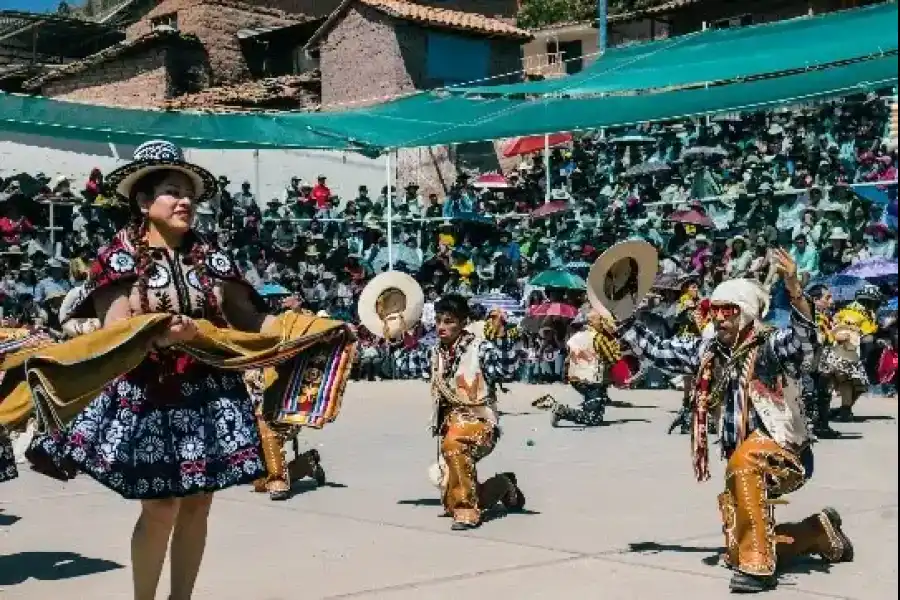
left=0, top=3, right=896, bottom=153
left=0, top=91, right=364, bottom=152
left=458, top=1, right=898, bottom=97
left=312, top=56, right=898, bottom=150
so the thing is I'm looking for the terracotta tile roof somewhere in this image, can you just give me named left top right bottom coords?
left=23, top=30, right=202, bottom=90
left=306, top=0, right=533, bottom=48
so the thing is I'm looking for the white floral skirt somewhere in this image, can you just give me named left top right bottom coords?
left=819, top=347, right=869, bottom=394
left=29, top=361, right=265, bottom=500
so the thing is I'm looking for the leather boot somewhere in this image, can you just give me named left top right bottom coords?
left=814, top=391, right=841, bottom=438
left=479, top=472, right=525, bottom=513
left=729, top=572, right=777, bottom=593
left=288, top=449, right=327, bottom=486
left=255, top=417, right=290, bottom=501
left=776, top=508, right=854, bottom=566
left=718, top=491, right=737, bottom=570
left=445, top=449, right=481, bottom=530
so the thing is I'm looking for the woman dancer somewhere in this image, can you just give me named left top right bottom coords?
left=22, top=141, right=337, bottom=600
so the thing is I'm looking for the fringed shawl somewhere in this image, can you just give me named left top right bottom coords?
left=0, top=313, right=356, bottom=432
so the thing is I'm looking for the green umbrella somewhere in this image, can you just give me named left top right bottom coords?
left=529, top=269, right=586, bottom=290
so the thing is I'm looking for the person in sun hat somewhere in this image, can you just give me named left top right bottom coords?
left=369, top=277, right=525, bottom=531
left=7, top=140, right=354, bottom=600
left=821, top=285, right=881, bottom=423
left=619, top=249, right=853, bottom=594
left=541, top=305, right=623, bottom=428
left=800, top=283, right=842, bottom=440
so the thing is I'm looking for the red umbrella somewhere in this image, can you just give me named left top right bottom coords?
left=531, top=201, right=569, bottom=219
left=503, top=133, right=573, bottom=158
left=668, top=209, right=715, bottom=229
left=527, top=302, right=578, bottom=318
left=473, top=173, right=511, bottom=189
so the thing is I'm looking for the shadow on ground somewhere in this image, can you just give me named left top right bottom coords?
left=397, top=498, right=442, bottom=507
left=552, top=418, right=652, bottom=429
left=0, top=509, right=21, bottom=527
left=0, top=552, right=123, bottom=585
left=282, top=480, right=347, bottom=501
left=626, top=541, right=838, bottom=577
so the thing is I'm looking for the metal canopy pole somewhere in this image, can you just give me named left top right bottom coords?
left=386, top=150, right=393, bottom=270
left=598, top=0, right=608, bottom=53
left=544, top=134, right=551, bottom=203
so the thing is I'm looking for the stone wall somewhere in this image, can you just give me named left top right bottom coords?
left=41, top=48, right=169, bottom=108
left=320, top=5, right=416, bottom=108
left=128, top=0, right=301, bottom=85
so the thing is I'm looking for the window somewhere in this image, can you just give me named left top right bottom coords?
left=425, top=32, right=489, bottom=88
left=150, top=12, right=178, bottom=31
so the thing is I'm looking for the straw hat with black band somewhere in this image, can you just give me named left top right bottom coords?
left=358, top=271, right=424, bottom=340
left=105, top=140, right=218, bottom=205
left=586, top=240, right=659, bottom=322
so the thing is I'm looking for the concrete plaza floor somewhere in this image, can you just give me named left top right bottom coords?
left=1, top=383, right=897, bottom=599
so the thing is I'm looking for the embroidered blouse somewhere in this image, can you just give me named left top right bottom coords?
left=67, top=231, right=267, bottom=332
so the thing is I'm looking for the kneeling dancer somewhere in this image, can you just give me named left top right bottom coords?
left=619, top=249, right=853, bottom=594
left=366, top=277, right=524, bottom=531
left=245, top=370, right=326, bottom=501
left=552, top=309, right=621, bottom=427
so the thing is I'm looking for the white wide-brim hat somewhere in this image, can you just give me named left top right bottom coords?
left=727, top=234, right=749, bottom=249
left=106, top=140, right=218, bottom=203
left=358, top=271, right=424, bottom=339
left=829, top=227, right=850, bottom=241
left=586, top=240, right=658, bottom=321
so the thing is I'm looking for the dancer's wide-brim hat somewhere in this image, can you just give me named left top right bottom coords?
left=358, top=271, right=424, bottom=339
left=105, top=140, right=218, bottom=203
left=586, top=240, right=658, bottom=321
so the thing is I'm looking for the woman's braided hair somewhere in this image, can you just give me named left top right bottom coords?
left=128, top=170, right=221, bottom=320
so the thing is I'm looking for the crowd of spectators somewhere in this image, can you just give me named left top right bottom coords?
left=1, top=92, right=897, bottom=386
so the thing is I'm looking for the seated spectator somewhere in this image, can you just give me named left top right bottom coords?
left=790, top=233, right=819, bottom=282
left=866, top=223, right=897, bottom=258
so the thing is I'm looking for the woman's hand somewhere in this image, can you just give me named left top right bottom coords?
left=157, top=315, right=199, bottom=348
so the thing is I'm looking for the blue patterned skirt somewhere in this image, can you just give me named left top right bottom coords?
left=29, top=359, right=265, bottom=500
left=0, top=430, right=17, bottom=483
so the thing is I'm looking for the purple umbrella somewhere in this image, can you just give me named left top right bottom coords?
left=841, top=258, right=899, bottom=280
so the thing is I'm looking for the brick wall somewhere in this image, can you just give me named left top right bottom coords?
left=128, top=1, right=300, bottom=85
left=320, top=5, right=416, bottom=108
left=42, top=49, right=169, bottom=108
